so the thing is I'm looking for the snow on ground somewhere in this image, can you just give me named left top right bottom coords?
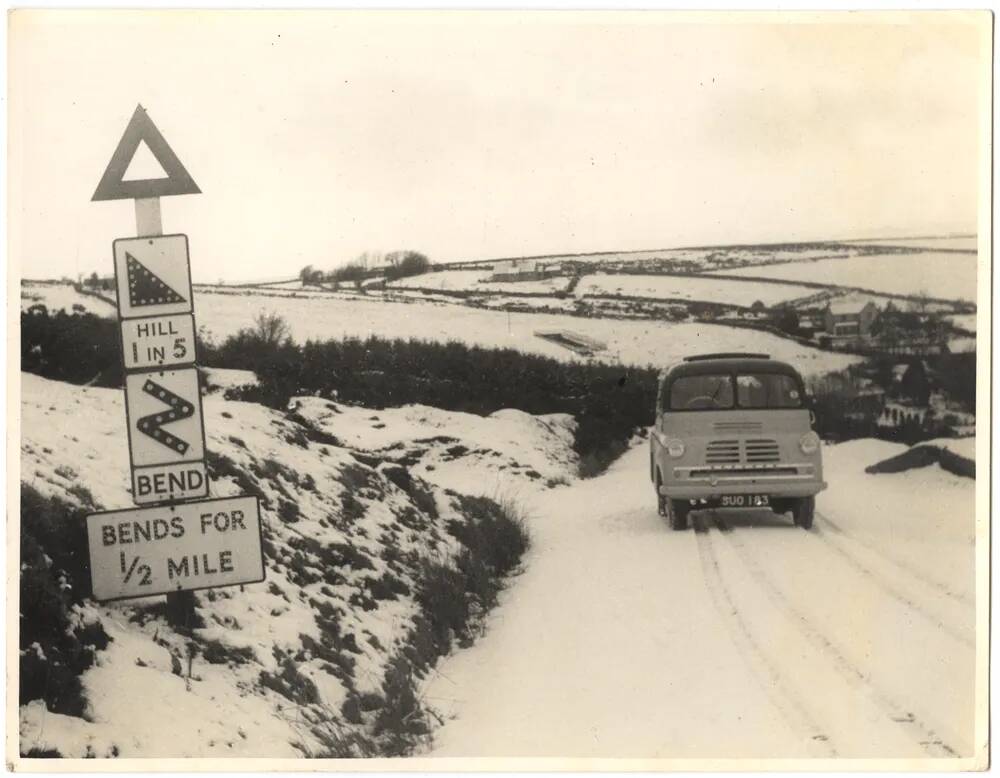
left=21, top=283, right=116, bottom=316
left=390, top=270, right=572, bottom=295
left=948, top=314, right=977, bottom=333
left=845, top=237, right=978, bottom=252
left=425, top=439, right=978, bottom=760
left=195, top=284, right=353, bottom=301
left=19, top=372, right=577, bottom=758
left=713, top=252, right=978, bottom=303
left=454, top=244, right=863, bottom=270
left=255, top=280, right=309, bottom=290
left=478, top=295, right=579, bottom=313
left=575, top=272, right=817, bottom=306
left=202, top=368, right=258, bottom=394
left=291, top=399, right=577, bottom=497
left=193, top=288, right=858, bottom=375
left=949, top=337, right=977, bottom=354
left=922, top=437, right=976, bottom=462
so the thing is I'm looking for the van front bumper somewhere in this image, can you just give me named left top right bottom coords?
left=662, top=464, right=826, bottom=499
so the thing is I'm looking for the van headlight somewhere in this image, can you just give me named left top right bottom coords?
left=799, top=432, right=820, bottom=455
left=666, top=439, right=686, bottom=458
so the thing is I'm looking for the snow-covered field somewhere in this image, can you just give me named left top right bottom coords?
left=389, top=270, right=573, bottom=295
left=192, top=288, right=858, bottom=374
left=426, top=439, right=978, bottom=760
left=19, top=373, right=577, bottom=757
left=948, top=314, right=977, bottom=333
left=847, top=237, right=978, bottom=252
left=21, top=283, right=116, bottom=316
left=713, top=252, right=978, bottom=303
left=575, top=272, right=817, bottom=306
left=457, top=244, right=864, bottom=270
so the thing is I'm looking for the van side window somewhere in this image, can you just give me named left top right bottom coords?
left=736, top=373, right=802, bottom=409
left=669, top=375, right=734, bottom=410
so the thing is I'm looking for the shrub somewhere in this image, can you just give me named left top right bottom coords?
left=259, top=657, right=320, bottom=706
left=21, top=310, right=121, bottom=387
left=20, top=485, right=111, bottom=717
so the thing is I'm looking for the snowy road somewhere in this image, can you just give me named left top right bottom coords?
left=425, top=443, right=977, bottom=760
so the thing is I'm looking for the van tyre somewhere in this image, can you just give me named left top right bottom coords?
left=667, top=499, right=689, bottom=531
left=655, top=472, right=668, bottom=517
left=792, top=496, right=815, bottom=529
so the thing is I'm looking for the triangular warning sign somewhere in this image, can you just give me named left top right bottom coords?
left=92, top=105, right=201, bottom=201
left=126, top=252, right=187, bottom=307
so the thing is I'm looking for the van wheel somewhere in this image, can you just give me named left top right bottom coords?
left=667, top=498, right=689, bottom=531
left=770, top=498, right=790, bottom=516
left=792, top=497, right=815, bottom=529
left=655, top=472, right=667, bottom=517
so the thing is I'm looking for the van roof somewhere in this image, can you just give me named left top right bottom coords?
left=661, top=354, right=803, bottom=381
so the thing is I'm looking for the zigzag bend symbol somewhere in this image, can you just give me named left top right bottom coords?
left=136, top=378, right=195, bottom=455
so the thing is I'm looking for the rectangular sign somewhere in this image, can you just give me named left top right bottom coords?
left=86, top=495, right=264, bottom=602
left=113, top=234, right=192, bottom=320
left=124, top=368, right=206, bottom=469
left=132, top=461, right=209, bottom=505
left=121, top=313, right=197, bottom=371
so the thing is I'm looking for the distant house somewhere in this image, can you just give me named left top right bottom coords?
left=797, top=313, right=823, bottom=336
left=824, top=299, right=879, bottom=338
left=489, top=258, right=561, bottom=282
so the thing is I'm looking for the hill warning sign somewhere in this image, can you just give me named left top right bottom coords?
left=114, top=235, right=192, bottom=320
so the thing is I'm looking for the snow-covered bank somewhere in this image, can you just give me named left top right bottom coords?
left=19, top=373, right=577, bottom=757
left=290, top=398, right=577, bottom=497
left=425, top=440, right=978, bottom=760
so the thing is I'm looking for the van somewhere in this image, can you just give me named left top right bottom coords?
left=649, top=353, right=825, bottom=530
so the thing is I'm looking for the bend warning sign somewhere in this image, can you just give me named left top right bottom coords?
left=114, top=235, right=192, bottom=319
left=124, top=368, right=207, bottom=505
left=86, top=495, right=263, bottom=601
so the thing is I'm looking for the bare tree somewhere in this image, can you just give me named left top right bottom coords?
left=252, top=311, right=291, bottom=348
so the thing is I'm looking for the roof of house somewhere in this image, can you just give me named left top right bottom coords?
left=828, top=299, right=876, bottom=316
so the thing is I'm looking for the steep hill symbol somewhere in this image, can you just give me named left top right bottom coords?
left=126, top=252, right=186, bottom=307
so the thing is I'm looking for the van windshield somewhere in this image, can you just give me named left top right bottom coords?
left=669, top=375, right=734, bottom=410
left=736, top=373, right=802, bottom=408
left=668, top=372, right=803, bottom=410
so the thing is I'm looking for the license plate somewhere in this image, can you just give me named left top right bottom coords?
left=720, top=494, right=770, bottom=508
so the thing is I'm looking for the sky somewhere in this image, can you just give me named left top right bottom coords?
left=8, top=11, right=989, bottom=283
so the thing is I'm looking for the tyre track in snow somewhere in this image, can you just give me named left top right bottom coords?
left=816, top=512, right=973, bottom=608
left=691, top=514, right=838, bottom=757
left=809, top=517, right=974, bottom=649
left=706, top=513, right=962, bottom=757
left=715, top=511, right=974, bottom=650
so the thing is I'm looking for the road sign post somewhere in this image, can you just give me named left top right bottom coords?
left=89, top=105, right=264, bottom=625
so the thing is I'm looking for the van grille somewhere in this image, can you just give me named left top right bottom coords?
left=704, top=438, right=781, bottom=465
left=713, top=421, right=763, bottom=434
left=744, top=439, right=780, bottom=463
left=706, top=440, right=741, bottom=464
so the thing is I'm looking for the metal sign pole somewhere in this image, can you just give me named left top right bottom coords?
left=135, top=197, right=163, bottom=237
left=131, top=196, right=193, bottom=628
